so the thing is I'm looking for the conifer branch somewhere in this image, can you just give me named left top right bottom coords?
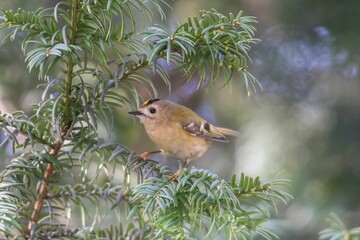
left=26, top=0, right=79, bottom=238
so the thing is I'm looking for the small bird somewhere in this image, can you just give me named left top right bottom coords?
left=128, top=99, right=239, bottom=179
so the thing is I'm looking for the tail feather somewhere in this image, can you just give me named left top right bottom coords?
left=215, top=126, right=240, bottom=136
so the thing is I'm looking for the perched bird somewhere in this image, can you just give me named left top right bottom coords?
left=128, top=99, right=239, bottom=179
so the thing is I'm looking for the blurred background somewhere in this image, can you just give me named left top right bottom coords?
left=1, top=1, right=360, bottom=239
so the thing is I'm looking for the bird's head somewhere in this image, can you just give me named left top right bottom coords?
left=128, top=98, right=172, bottom=124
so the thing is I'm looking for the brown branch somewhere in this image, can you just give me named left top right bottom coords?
left=26, top=140, right=61, bottom=239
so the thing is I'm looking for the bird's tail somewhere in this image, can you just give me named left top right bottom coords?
left=216, top=127, right=240, bottom=136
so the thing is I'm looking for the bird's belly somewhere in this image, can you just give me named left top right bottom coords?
left=146, top=126, right=210, bottom=161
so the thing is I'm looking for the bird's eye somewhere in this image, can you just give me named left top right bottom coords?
left=149, top=107, right=157, bottom=114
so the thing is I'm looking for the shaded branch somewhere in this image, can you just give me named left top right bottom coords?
left=26, top=141, right=61, bottom=239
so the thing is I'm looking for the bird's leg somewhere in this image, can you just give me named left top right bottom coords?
left=169, top=159, right=189, bottom=181
left=137, top=150, right=162, bottom=159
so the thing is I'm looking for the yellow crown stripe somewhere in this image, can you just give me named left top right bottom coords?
left=143, top=99, right=151, bottom=106
left=143, top=98, right=161, bottom=106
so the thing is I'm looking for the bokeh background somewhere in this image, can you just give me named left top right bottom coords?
left=1, top=1, right=359, bottom=239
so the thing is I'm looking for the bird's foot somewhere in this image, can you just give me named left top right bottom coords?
left=137, top=152, right=150, bottom=159
left=169, top=170, right=180, bottom=181
left=136, top=150, right=162, bottom=160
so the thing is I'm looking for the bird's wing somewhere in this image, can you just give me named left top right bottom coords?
left=215, top=126, right=239, bottom=137
left=183, top=121, right=229, bottom=143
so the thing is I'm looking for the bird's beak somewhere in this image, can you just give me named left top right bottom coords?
left=128, top=110, right=143, bottom=116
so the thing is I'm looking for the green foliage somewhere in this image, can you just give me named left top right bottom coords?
left=0, top=0, right=290, bottom=239
left=319, top=213, right=360, bottom=240
left=143, top=9, right=260, bottom=92
left=130, top=171, right=291, bottom=239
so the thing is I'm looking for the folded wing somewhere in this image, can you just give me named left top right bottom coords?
left=183, top=121, right=236, bottom=143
